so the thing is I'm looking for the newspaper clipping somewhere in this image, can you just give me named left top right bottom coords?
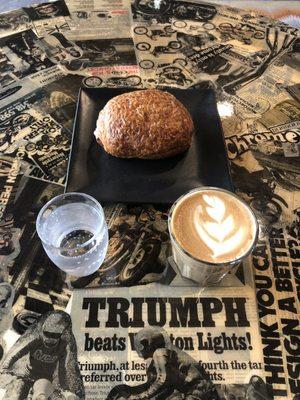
left=71, top=285, right=267, bottom=400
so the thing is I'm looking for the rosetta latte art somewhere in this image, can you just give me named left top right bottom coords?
left=194, top=195, right=244, bottom=260
left=171, top=188, right=257, bottom=264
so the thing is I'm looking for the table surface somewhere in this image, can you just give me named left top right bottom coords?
left=0, top=0, right=299, bottom=399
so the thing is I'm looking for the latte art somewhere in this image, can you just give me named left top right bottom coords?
left=194, top=195, right=244, bottom=259
left=170, top=188, right=257, bottom=264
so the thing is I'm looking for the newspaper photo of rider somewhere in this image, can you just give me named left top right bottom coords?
left=0, top=311, right=85, bottom=400
left=0, top=30, right=53, bottom=85
left=23, top=0, right=70, bottom=21
left=107, top=326, right=220, bottom=400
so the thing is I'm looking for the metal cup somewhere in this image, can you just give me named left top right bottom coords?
left=168, top=187, right=259, bottom=286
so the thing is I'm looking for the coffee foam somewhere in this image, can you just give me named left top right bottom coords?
left=171, top=189, right=257, bottom=264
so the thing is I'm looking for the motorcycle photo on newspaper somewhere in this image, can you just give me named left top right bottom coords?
left=132, top=0, right=216, bottom=23
left=83, top=75, right=141, bottom=88
left=70, top=206, right=169, bottom=288
left=133, top=25, right=176, bottom=40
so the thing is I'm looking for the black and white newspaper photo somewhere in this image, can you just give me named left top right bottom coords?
left=70, top=285, right=267, bottom=400
left=0, top=30, right=54, bottom=87
left=0, top=310, right=85, bottom=400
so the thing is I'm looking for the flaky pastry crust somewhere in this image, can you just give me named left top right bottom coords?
left=94, top=89, right=194, bottom=159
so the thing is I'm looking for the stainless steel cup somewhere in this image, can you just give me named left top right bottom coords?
left=168, top=187, right=259, bottom=286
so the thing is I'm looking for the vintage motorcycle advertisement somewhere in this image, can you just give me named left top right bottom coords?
left=38, top=33, right=140, bottom=87
left=70, top=285, right=266, bottom=400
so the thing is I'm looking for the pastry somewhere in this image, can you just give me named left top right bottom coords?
left=94, top=89, right=194, bottom=159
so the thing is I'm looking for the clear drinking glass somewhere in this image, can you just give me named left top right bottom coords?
left=36, top=193, right=108, bottom=277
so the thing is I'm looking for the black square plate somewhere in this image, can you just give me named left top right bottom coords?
left=66, top=88, right=233, bottom=204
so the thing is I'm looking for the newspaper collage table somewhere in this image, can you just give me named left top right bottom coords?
left=0, top=0, right=299, bottom=399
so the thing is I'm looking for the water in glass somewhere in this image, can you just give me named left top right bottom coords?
left=37, top=193, right=108, bottom=277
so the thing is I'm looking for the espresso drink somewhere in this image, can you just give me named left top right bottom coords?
left=170, top=188, right=257, bottom=265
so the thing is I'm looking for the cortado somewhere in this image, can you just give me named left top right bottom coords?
left=168, top=187, right=258, bottom=285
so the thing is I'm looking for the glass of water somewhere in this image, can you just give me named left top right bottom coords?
left=36, top=193, right=108, bottom=277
